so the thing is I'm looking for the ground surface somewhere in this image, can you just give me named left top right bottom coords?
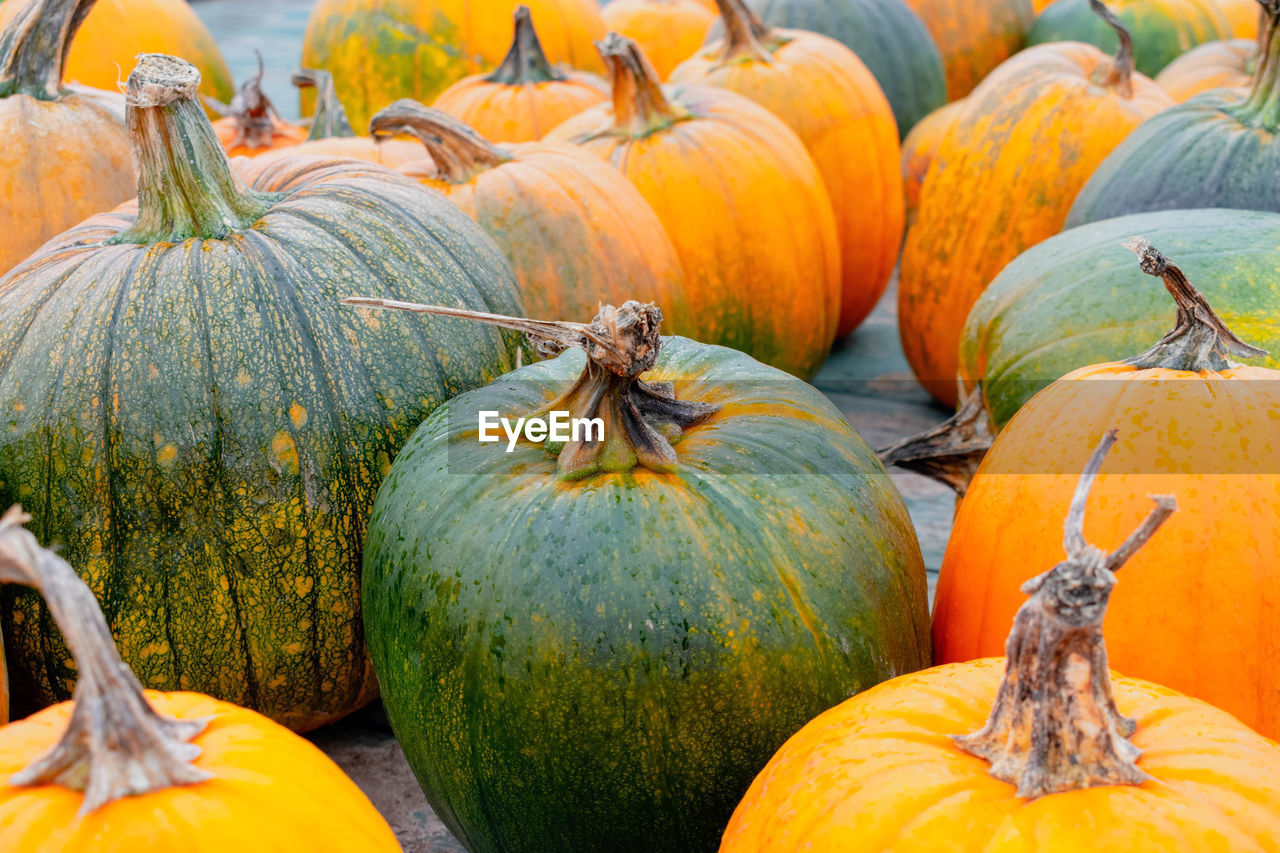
left=194, top=5, right=954, bottom=848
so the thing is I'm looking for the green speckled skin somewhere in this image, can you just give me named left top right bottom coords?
left=1067, top=89, right=1280, bottom=226
left=708, top=0, right=946, bottom=136
left=0, top=157, right=524, bottom=731
left=962, top=208, right=1280, bottom=429
left=364, top=337, right=931, bottom=853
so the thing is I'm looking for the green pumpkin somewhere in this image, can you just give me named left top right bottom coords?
left=707, top=0, right=946, bottom=136
left=0, top=55, right=524, bottom=732
left=363, top=303, right=930, bottom=853
left=1028, top=0, right=1230, bottom=77
left=961, top=208, right=1280, bottom=429
left=1067, top=4, right=1280, bottom=225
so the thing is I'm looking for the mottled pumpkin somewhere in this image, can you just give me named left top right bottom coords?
left=0, top=56, right=524, bottom=732
left=1154, top=35, right=1255, bottom=100
left=301, top=0, right=606, bottom=131
left=707, top=0, right=946, bottom=136
left=899, top=18, right=1173, bottom=405
left=547, top=35, right=841, bottom=378
left=1029, top=0, right=1232, bottom=76
left=1069, top=2, right=1280, bottom=223
left=0, top=0, right=233, bottom=108
left=904, top=0, right=1034, bottom=99
left=961, top=208, right=1280, bottom=429
left=0, top=0, right=134, bottom=277
left=372, top=101, right=690, bottom=325
left=603, top=0, right=716, bottom=78
left=671, top=0, right=902, bottom=336
left=901, top=98, right=965, bottom=225
left=359, top=301, right=931, bottom=853
left=431, top=7, right=608, bottom=142
left=0, top=507, right=399, bottom=851
left=937, top=239, right=1280, bottom=739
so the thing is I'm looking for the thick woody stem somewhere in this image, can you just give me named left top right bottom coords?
left=293, top=68, right=355, bottom=139
left=0, top=0, right=95, bottom=101
left=486, top=6, right=566, bottom=85
left=1089, top=0, right=1135, bottom=97
left=369, top=100, right=510, bottom=183
left=1123, top=238, right=1267, bottom=371
left=954, top=431, right=1177, bottom=799
left=597, top=32, right=688, bottom=136
left=0, top=506, right=211, bottom=814
left=712, top=0, right=774, bottom=64
left=878, top=384, right=994, bottom=496
left=341, top=298, right=720, bottom=479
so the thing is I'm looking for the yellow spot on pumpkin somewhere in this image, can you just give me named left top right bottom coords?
left=272, top=431, right=299, bottom=474
left=148, top=363, right=159, bottom=380
left=12, top=611, right=23, bottom=625
left=236, top=368, right=252, bottom=387
left=752, top=589, right=764, bottom=602
left=13, top=402, right=23, bottom=413
left=157, top=444, right=178, bottom=467
left=289, top=403, right=308, bottom=428
left=294, top=576, right=314, bottom=598
left=282, top=642, right=305, bottom=655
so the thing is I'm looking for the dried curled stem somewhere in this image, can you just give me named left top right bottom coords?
left=1089, top=0, right=1135, bottom=97
left=953, top=431, right=1177, bottom=798
left=369, top=100, right=510, bottom=183
left=878, top=383, right=994, bottom=496
left=0, top=506, right=211, bottom=814
left=202, top=50, right=285, bottom=149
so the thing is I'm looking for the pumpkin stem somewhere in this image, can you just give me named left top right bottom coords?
left=878, top=384, right=993, bottom=497
left=0, top=0, right=95, bottom=101
left=486, top=6, right=566, bottom=85
left=369, top=100, right=511, bottom=183
left=1235, top=0, right=1280, bottom=128
left=1122, top=238, right=1268, bottom=371
left=111, top=55, right=277, bottom=245
left=1088, top=0, right=1135, bottom=97
left=201, top=49, right=291, bottom=150
left=293, top=68, right=356, bottom=140
left=597, top=32, right=690, bottom=136
left=0, top=506, right=212, bottom=814
left=712, top=0, right=776, bottom=64
left=340, top=298, right=721, bottom=479
left=954, top=431, right=1176, bottom=799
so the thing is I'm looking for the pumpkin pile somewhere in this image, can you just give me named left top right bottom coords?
left=0, top=0, right=1278, bottom=850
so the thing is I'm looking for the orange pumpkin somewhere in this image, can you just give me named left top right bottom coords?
left=546, top=34, right=840, bottom=378
left=899, top=8, right=1172, bottom=404
left=670, top=0, right=900, bottom=337
left=371, top=101, right=690, bottom=324
left=431, top=7, right=608, bottom=141
left=934, top=239, right=1280, bottom=739
left=602, top=0, right=716, bottom=79
left=903, top=0, right=1035, bottom=99
left=1154, top=35, right=1256, bottom=102
left=724, top=436, right=1280, bottom=849
left=901, top=98, right=966, bottom=226
left=210, top=60, right=308, bottom=158
left=0, top=0, right=134, bottom=277
left=0, top=0, right=233, bottom=109
left=1214, top=0, right=1261, bottom=37
left=0, top=506, right=400, bottom=849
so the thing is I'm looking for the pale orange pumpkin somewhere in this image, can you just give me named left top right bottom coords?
left=431, top=7, right=608, bottom=141
left=546, top=34, right=841, bottom=378
left=602, top=0, right=716, bottom=79
left=0, top=506, right=400, bottom=849
left=723, top=436, right=1280, bottom=849
left=1154, top=36, right=1255, bottom=101
left=670, top=0, right=901, bottom=337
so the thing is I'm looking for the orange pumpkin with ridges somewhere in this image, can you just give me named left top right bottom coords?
left=903, top=0, right=1034, bottom=99
left=602, top=0, right=716, bottom=79
left=901, top=98, right=965, bottom=226
left=899, top=7, right=1172, bottom=404
left=670, top=0, right=900, bottom=337
left=547, top=34, right=840, bottom=378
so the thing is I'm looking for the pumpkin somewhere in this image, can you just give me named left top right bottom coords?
left=209, top=58, right=309, bottom=158
left=431, top=7, right=608, bottom=142
left=671, top=0, right=902, bottom=336
left=301, top=0, right=606, bottom=132
left=0, top=506, right=400, bottom=850
left=370, top=101, right=690, bottom=325
left=547, top=35, right=841, bottom=378
left=962, top=208, right=1280, bottom=430
left=1214, top=0, right=1262, bottom=35
left=936, top=239, right=1280, bottom=738
left=899, top=5, right=1173, bottom=405
left=706, top=0, right=945, bottom=136
left=0, top=55, right=525, bottom=732
left=903, top=0, right=1035, bottom=99
left=1154, top=35, right=1256, bottom=100
left=724, top=434, right=1280, bottom=849
left=351, top=297, right=931, bottom=853
left=1029, top=0, right=1232, bottom=76
left=0, top=0, right=134, bottom=278
left=1069, top=2, right=1280, bottom=223
left=602, top=0, right=716, bottom=79
left=901, top=98, right=965, bottom=226
left=0, top=0, right=233, bottom=110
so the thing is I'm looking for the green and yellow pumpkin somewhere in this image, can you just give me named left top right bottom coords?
left=0, top=55, right=525, bottom=732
